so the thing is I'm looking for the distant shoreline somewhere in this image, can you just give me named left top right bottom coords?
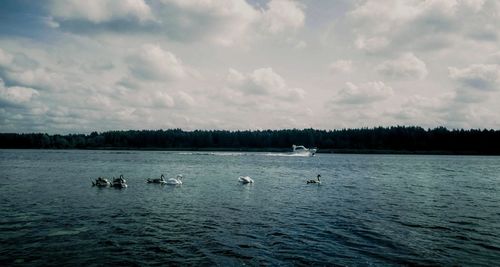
left=2, top=127, right=499, bottom=155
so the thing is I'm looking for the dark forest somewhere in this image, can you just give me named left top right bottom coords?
left=1, top=126, right=499, bottom=155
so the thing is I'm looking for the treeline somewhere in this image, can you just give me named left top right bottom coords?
left=0, top=126, right=499, bottom=154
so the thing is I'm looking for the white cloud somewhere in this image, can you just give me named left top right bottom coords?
left=329, top=60, right=353, bottom=74
left=376, top=53, right=428, bottom=80
left=0, top=79, right=39, bottom=106
left=49, top=0, right=154, bottom=23
left=226, top=67, right=304, bottom=100
left=490, top=52, right=500, bottom=64
left=158, top=0, right=259, bottom=46
left=0, top=49, right=68, bottom=92
left=349, top=0, right=500, bottom=54
left=84, top=95, right=113, bottom=110
left=247, top=67, right=286, bottom=95
left=177, top=91, right=196, bottom=107
left=2, top=1, right=500, bottom=132
left=388, top=94, right=453, bottom=124
left=0, top=48, right=13, bottom=66
left=262, top=0, right=305, bottom=34
left=287, top=87, right=306, bottom=100
left=294, top=40, right=307, bottom=49
left=331, top=81, right=394, bottom=104
left=354, top=36, right=390, bottom=53
left=127, top=44, right=187, bottom=81
left=449, top=64, right=500, bottom=91
left=42, top=16, right=60, bottom=29
left=47, top=0, right=306, bottom=47
left=152, top=91, right=175, bottom=108
left=4, top=68, right=66, bottom=91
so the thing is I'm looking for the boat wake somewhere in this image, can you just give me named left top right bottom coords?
left=177, top=151, right=314, bottom=157
left=263, top=153, right=312, bottom=157
left=177, top=152, right=246, bottom=156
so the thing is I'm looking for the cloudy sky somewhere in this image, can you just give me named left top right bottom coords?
left=1, top=0, right=499, bottom=133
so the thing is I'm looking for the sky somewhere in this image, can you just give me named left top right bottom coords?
left=0, top=0, right=499, bottom=133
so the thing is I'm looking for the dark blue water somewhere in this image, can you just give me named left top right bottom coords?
left=1, top=150, right=499, bottom=266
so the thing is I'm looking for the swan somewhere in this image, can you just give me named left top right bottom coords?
left=238, top=176, right=254, bottom=184
left=92, top=177, right=111, bottom=187
left=147, top=174, right=167, bottom=184
left=166, top=175, right=183, bottom=185
left=307, top=174, right=321, bottom=184
left=112, top=174, right=128, bottom=188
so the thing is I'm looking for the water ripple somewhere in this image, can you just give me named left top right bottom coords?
left=1, top=151, right=500, bottom=265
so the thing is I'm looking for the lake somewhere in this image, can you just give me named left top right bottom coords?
left=1, top=150, right=499, bottom=266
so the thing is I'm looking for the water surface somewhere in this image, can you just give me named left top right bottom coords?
left=1, top=150, right=499, bottom=265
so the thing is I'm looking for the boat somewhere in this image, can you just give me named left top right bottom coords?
left=92, top=177, right=111, bottom=187
left=147, top=174, right=167, bottom=184
left=292, top=145, right=317, bottom=156
left=112, top=175, right=128, bottom=188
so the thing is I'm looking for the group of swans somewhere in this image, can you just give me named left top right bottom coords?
left=93, top=174, right=182, bottom=188
left=94, top=173, right=321, bottom=188
left=147, top=174, right=183, bottom=185
left=238, top=174, right=322, bottom=185
left=92, top=175, right=128, bottom=188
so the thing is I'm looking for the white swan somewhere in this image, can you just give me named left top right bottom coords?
left=238, top=176, right=254, bottom=184
left=166, top=175, right=183, bottom=185
left=307, top=174, right=321, bottom=184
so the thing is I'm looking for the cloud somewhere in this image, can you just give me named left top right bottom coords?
left=331, top=81, right=393, bottom=104
left=2, top=1, right=500, bottom=132
left=376, top=53, right=428, bottom=80
left=449, top=64, right=500, bottom=91
left=262, top=0, right=305, bottom=34
left=176, top=91, right=196, bottom=107
left=243, top=67, right=286, bottom=95
left=48, top=0, right=154, bottom=23
left=151, top=91, right=175, bottom=108
left=348, top=0, right=500, bottom=54
left=329, top=60, right=353, bottom=74
left=4, top=68, right=66, bottom=91
left=0, top=48, right=13, bottom=66
left=46, top=0, right=258, bottom=46
left=490, top=52, right=500, bottom=64
left=46, top=0, right=305, bottom=46
left=0, top=49, right=66, bottom=91
left=127, top=44, right=187, bottom=81
left=388, top=94, right=452, bottom=123
left=226, top=67, right=305, bottom=100
left=0, top=79, right=39, bottom=107
left=156, top=0, right=260, bottom=46
left=293, top=40, right=307, bottom=49
left=354, top=36, right=390, bottom=53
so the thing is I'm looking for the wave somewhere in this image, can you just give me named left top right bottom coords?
left=177, top=151, right=312, bottom=157
left=263, top=153, right=312, bottom=157
left=177, top=152, right=246, bottom=156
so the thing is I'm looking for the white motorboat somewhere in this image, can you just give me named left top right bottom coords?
left=292, top=145, right=317, bottom=156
